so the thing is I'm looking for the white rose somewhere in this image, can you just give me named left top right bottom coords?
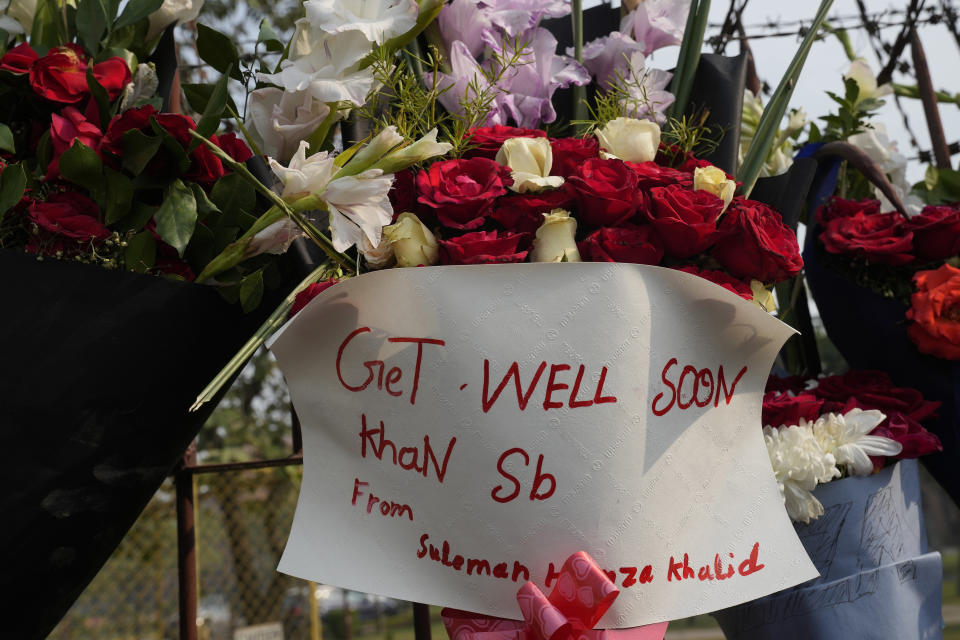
left=0, top=0, right=36, bottom=34
left=530, top=209, right=581, bottom=263
left=147, top=0, right=204, bottom=41
left=382, top=212, right=439, bottom=267
left=693, top=165, right=735, bottom=213
left=595, top=117, right=660, bottom=163
left=495, top=137, right=564, bottom=193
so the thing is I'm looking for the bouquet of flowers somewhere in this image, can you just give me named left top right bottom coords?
left=761, top=370, right=941, bottom=523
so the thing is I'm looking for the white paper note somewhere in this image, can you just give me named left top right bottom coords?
left=271, top=263, right=818, bottom=627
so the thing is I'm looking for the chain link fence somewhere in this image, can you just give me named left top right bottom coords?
left=46, top=465, right=436, bottom=640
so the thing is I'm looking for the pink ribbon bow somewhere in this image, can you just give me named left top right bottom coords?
left=441, top=551, right=668, bottom=640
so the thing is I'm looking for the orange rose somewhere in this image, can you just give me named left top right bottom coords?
left=906, top=264, right=960, bottom=359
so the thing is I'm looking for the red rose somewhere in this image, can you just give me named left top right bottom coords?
left=813, top=370, right=940, bottom=423
left=762, top=390, right=825, bottom=427
left=677, top=153, right=715, bottom=173
left=644, top=184, right=723, bottom=258
left=388, top=168, right=418, bottom=220
left=820, top=211, right=914, bottom=265
left=464, top=125, right=547, bottom=160
left=870, top=412, right=942, bottom=459
left=214, top=132, right=253, bottom=163
left=711, top=197, right=803, bottom=283
left=416, top=158, right=511, bottom=230
left=27, top=192, right=109, bottom=255
left=290, top=279, right=339, bottom=317
left=0, top=42, right=38, bottom=74
left=625, top=161, right=694, bottom=190
left=102, top=105, right=224, bottom=183
left=566, top=158, right=641, bottom=229
left=30, top=46, right=131, bottom=104
left=675, top=265, right=753, bottom=300
left=815, top=196, right=881, bottom=225
left=490, top=189, right=575, bottom=236
left=906, top=205, right=960, bottom=262
left=438, top=230, right=528, bottom=264
left=580, top=225, right=663, bottom=264
left=550, top=136, right=599, bottom=178
left=47, top=107, right=103, bottom=178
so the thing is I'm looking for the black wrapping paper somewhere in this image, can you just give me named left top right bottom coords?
left=0, top=250, right=281, bottom=639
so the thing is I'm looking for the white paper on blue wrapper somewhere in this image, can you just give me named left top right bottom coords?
left=713, top=460, right=945, bottom=640
left=270, top=263, right=819, bottom=627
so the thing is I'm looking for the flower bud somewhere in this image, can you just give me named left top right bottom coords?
left=383, top=212, right=440, bottom=267
left=595, top=117, right=660, bottom=163
left=495, top=137, right=564, bottom=193
left=693, top=166, right=736, bottom=213
left=373, top=128, right=453, bottom=174
left=531, top=209, right=582, bottom=263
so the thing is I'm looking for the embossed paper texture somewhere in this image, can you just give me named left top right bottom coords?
left=271, top=263, right=819, bottom=627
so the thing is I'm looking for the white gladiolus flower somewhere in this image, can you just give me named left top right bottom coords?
left=323, top=169, right=395, bottom=252
left=495, top=137, right=564, bottom=193
left=764, top=423, right=840, bottom=524
left=337, top=126, right=405, bottom=177
left=531, top=209, right=581, bottom=263
left=358, top=233, right=396, bottom=269
left=845, top=59, right=893, bottom=105
left=847, top=124, right=924, bottom=217
left=373, top=128, right=453, bottom=174
left=596, top=117, right=660, bottom=163
left=812, top=409, right=902, bottom=477
left=259, top=29, right=375, bottom=106
left=247, top=218, right=304, bottom=257
left=304, top=0, right=418, bottom=44
left=147, top=0, right=204, bottom=41
left=270, top=141, right=395, bottom=252
left=246, top=88, right=331, bottom=164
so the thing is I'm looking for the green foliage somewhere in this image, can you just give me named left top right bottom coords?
left=661, top=111, right=723, bottom=166
left=0, top=163, right=27, bottom=223
left=124, top=229, right=157, bottom=272
left=196, top=23, right=243, bottom=82
left=153, top=179, right=198, bottom=257
left=914, top=166, right=960, bottom=206
left=812, top=77, right=881, bottom=142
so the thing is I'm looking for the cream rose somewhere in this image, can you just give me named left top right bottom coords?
left=495, top=137, right=564, bottom=193
left=382, top=212, right=439, bottom=267
left=595, top=117, right=660, bottom=163
left=530, top=209, right=582, bottom=263
left=693, top=166, right=735, bottom=213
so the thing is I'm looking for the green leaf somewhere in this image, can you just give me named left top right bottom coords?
left=153, top=179, right=198, bottom=257
left=59, top=140, right=105, bottom=192
left=147, top=116, right=190, bottom=173
left=192, top=67, right=231, bottom=149
left=0, top=163, right=27, bottom=223
left=197, top=24, right=242, bottom=81
left=104, top=167, right=134, bottom=223
left=113, top=0, right=163, bottom=30
left=925, top=165, right=939, bottom=191
left=121, top=128, right=163, bottom=175
left=124, top=229, right=157, bottom=272
left=31, top=0, right=62, bottom=48
left=186, top=219, right=215, bottom=270
left=210, top=173, right=256, bottom=215
left=182, top=83, right=240, bottom=117
left=239, top=269, right=264, bottom=312
left=76, top=0, right=108, bottom=55
left=123, top=202, right=157, bottom=232
left=86, top=66, right=112, bottom=130
left=190, top=182, right=221, bottom=218
left=0, top=123, right=15, bottom=154
left=257, top=19, right=284, bottom=52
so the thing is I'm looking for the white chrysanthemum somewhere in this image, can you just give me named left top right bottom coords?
left=764, top=423, right=840, bottom=524
left=812, top=409, right=902, bottom=477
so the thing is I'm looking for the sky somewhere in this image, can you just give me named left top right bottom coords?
left=601, top=0, right=959, bottom=182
